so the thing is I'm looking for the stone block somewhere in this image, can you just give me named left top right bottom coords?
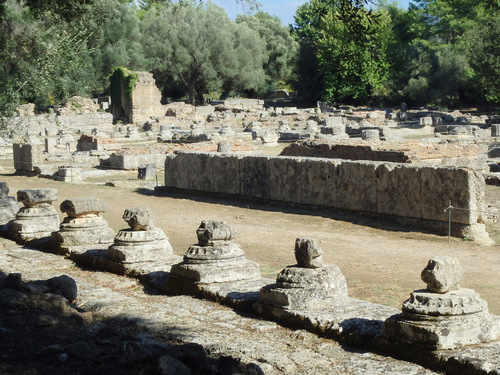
left=376, top=163, right=422, bottom=218
left=60, top=197, right=107, bottom=217
left=211, top=154, right=241, bottom=195
left=268, top=157, right=302, bottom=203
left=420, top=167, right=481, bottom=225
left=299, top=158, right=338, bottom=207
left=17, top=189, right=58, bottom=207
left=13, top=143, right=43, bottom=172
left=123, top=207, right=156, bottom=230
left=336, top=161, right=378, bottom=212
left=137, top=164, right=156, bottom=180
left=240, top=156, right=270, bottom=199
left=0, top=182, right=9, bottom=199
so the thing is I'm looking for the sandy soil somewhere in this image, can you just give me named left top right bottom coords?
left=1, top=159, right=499, bottom=315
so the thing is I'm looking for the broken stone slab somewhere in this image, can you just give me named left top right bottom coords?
left=60, top=197, right=107, bottom=217
left=17, top=188, right=58, bottom=208
left=258, top=238, right=348, bottom=310
left=108, top=207, right=175, bottom=264
left=382, top=256, right=500, bottom=350
left=165, top=220, right=260, bottom=293
left=51, top=197, right=115, bottom=255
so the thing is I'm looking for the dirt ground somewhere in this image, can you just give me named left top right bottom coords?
left=1, top=159, right=499, bottom=315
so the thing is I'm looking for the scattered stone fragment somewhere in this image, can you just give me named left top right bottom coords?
left=258, top=238, right=348, bottom=310
left=382, top=256, right=500, bottom=349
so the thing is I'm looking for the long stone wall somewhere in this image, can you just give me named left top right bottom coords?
left=164, top=151, right=490, bottom=240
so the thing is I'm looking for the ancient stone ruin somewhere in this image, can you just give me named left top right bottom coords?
left=8, top=188, right=59, bottom=243
left=108, top=207, right=175, bottom=264
left=259, top=238, right=348, bottom=310
left=382, top=256, right=500, bottom=349
left=51, top=197, right=115, bottom=255
left=166, top=220, right=261, bottom=293
left=0, top=183, right=20, bottom=226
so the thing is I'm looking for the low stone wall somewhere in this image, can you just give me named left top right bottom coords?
left=164, top=151, right=490, bottom=239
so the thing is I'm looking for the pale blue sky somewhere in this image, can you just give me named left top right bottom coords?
left=212, top=0, right=412, bottom=25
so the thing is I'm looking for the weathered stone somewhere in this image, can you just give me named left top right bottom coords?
left=108, top=207, right=174, bottom=264
left=362, top=129, right=379, bottom=140
left=196, top=220, right=235, bottom=245
left=17, top=189, right=58, bottom=208
left=166, top=220, right=260, bottom=288
left=52, top=197, right=115, bottom=254
left=123, top=207, right=156, bottom=231
left=421, top=256, right=463, bottom=293
left=13, top=143, right=43, bottom=172
left=382, top=257, right=500, bottom=350
left=137, top=164, right=156, bottom=180
left=60, top=197, right=107, bottom=217
left=258, top=238, right=348, bottom=310
left=491, top=124, right=500, bottom=137
left=0, top=183, right=20, bottom=225
left=8, top=189, right=59, bottom=243
left=420, top=117, right=433, bottom=126
left=294, top=238, right=323, bottom=268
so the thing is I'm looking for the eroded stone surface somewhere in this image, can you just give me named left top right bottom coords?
left=123, top=207, right=156, bottom=231
left=108, top=207, right=174, bottom=264
left=0, top=183, right=20, bottom=225
left=8, top=188, right=59, bottom=243
left=52, top=197, right=115, bottom=254
left=17, top=188, right=58, bottom=208
left=166, top=220, right=260, bottom=288
left=382, top=256, right=500, bottom=350
left=421, top=256, right=463, bottom=293
left=259, top=238, right=348, bottom=310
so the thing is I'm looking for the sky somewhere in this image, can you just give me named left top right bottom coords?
left=211, top=0, right=412, bottom=25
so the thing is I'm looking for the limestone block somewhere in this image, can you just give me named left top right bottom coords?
left=300, top=158, right=338, bottom=207
left=376, top=163, right=422, bottom=218
left=324, top=117, right=343, bottom=127
left=361, top=129, right=379, bottom=140
left=421, top=256, right=463, bottom=293
left=13, top=143, right=43, bottom=172
left=108, top=228, right=173, bottom=263
left=0, top=197, right=20, bottom=225
left=268, top=157, right=302, bottom=203
left=123, top=207, right=156, bottom=231
left=185, top=152, right=213, bottom=191
left=336, top=161, right=378, bottom=212
left=211, top=154, right=241, bottom=195
left=420, top=167, right=481, bottom=225
left=0, top=182, right=9, bottom=198
left=240, top=156, right=270, bottom=199
left=294, top=238, right=323, bottom=268
left=17, top=189, right=58, bottom=207
left=196, top=220, right=235, bottom=246
left=164, top=154, right=180, bottom=188
left=492, top=124, right=500, bottom=137
left=420, top=117, right=433, bottom=126
left=60, top=197, right=107, bottom=217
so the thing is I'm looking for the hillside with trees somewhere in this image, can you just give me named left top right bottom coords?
left=0, top=0, right=498, bottom=116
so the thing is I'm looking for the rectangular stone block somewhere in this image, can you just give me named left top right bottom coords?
left=240, top=156, right=270, bottom=200
left=13, top=143, right=43, bottom=171
left=164, top=154, right=180, bottom=188
left=268, top=157, right=303, bottom=203
left=336, top=161, right=379, bottom=212
left=376, top=163, right=422, bottom=218
left=300, top=158, right=339, bottom=207
left=420, top=167, right=482, bottom=225
left=184, top=152, right=213, bottom=191
left=212, top=154, right=242, bottom=195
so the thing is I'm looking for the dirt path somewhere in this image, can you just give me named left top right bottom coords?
left=1, top=160, right=499, bottom=315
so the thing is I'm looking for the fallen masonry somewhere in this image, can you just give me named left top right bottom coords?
left=0, top=182, right=20, bottom=226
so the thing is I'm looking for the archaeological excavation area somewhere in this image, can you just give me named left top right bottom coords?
left=1, top=78, right=500, bottom=374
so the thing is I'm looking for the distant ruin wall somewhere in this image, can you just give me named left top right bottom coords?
left=164, top=152, right=487, bottom=237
